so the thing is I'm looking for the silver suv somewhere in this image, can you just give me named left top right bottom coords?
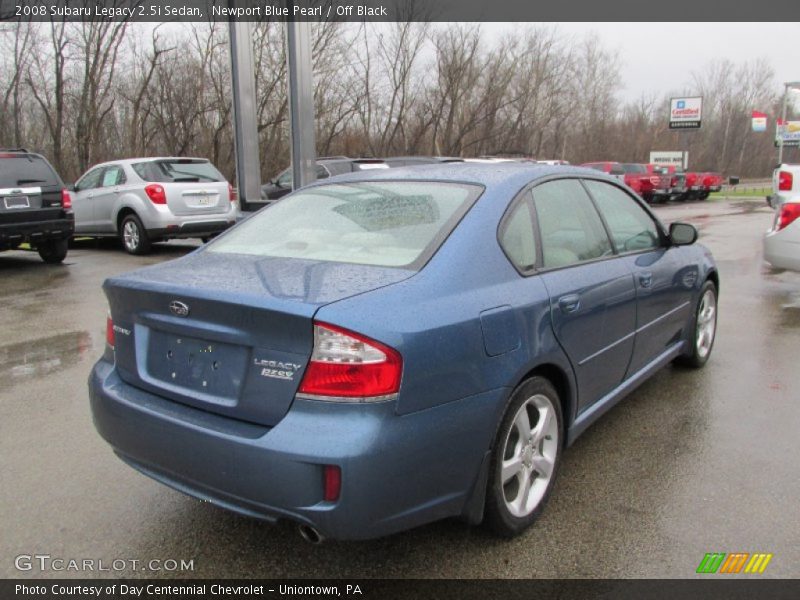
left=71, top=157, right=239, bottom=254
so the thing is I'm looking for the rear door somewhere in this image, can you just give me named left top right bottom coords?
left=93, top=165, right=127, bottom=232
left=532, top=178, right=637, bottom=410
left=583, top=179, right=695, bottom=375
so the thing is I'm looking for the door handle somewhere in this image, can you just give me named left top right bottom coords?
left=558, top=294, right=581, bottom=314
left=639, top=272, right=653, bottom=288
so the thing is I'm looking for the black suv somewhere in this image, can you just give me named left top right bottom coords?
left=0, top=150, right=74, bottom=263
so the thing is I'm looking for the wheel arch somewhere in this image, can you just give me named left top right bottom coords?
left=515, top=362, right=575, bottom=447
left=115, top=207, right=138, bottom=233
left=706, top=268, right=719, bottom=293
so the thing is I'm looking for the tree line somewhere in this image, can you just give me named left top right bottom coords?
left=1, top=20, right=796, bottom=185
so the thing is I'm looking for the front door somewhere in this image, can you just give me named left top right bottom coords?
left=582, top=179, right=695, bottom=375
left=531, top=179, right=637, bottom=411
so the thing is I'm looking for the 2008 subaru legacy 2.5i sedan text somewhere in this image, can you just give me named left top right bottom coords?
left=89, top=163, right=719, bottom=542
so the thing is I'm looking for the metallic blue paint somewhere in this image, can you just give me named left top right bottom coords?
left=89, top=163, right=718, bottom=539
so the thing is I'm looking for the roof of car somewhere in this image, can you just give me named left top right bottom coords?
left=87, top=157, right=210, bottom=169
left=306, top=162, right=606, bottom=192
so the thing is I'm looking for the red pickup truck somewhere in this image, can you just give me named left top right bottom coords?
left=582, top=162, right=671, bottom=203
left=644, top=164, right=721, bottom=201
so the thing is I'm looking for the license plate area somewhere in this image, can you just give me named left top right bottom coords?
left=146, top=330, right=248, bottom=401
left=185, top=192, right=217, bottom=208
left=4, top=196, right=29, bottom=209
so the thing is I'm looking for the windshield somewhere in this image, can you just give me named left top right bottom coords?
left=132, top=159, right=224, bottom=183
left=0, top=155, right=60, bottom=188
left=210, top=181, right=483, bottom=268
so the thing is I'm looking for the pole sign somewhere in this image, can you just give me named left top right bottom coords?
left=669, top=97, right=703, bottom=129
left=752, top=111, right=768, bottom=132
left=775, top=119, right=800, bottom=147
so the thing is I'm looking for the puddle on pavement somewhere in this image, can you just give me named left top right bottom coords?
left=0, top=331, right=93, bottom=389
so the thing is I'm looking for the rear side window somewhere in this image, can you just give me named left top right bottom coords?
left=499, top=199, right=537, bottom=271
left=584, top=180, right=661, bottom=253
left=532, top=179, right=613, bottom=269
left=621, top=163, right=646, bottom=174
left=210, top=181, right=483, bottom=269
left=132, top=159, right=223, bottom=183
left=0, top=155, right=60, bottom=188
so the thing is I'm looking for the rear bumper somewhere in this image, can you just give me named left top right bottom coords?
left=764, top=227, right=800, bottom=271
left=148, top=219, right=234, bottom=240
left=0, top=216, right=74, bottom=250
left=89, top=359, right=504, bottom=540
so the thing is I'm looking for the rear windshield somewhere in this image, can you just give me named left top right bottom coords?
left=210, top=181, right=483, bottom=268
left=621, top=163, right=647, bottom=174
left=0, top=155, right=61, bottom=188
left=132, top=159, right=224, bottom=183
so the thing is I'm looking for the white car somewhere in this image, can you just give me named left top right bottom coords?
left=764, top=164, right=800, bottom=271
left=71, top=157, right=239, bottom=254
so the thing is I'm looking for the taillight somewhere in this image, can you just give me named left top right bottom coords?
left=323, top=465, right=341, bottom=502
left=228, top=183, right=236, bottom=202
left=61, top=189, right=72, bottom=209
left=779, top=171, right=793, bottom=192
left=106, top=315, right=115, bottom=349
left=777, top=202, right=800, bottom=231
left=144, top=184, right=166, bottom=204
left=298, top=322, right=402, bottom=400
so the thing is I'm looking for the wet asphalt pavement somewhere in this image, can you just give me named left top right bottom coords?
left=1, top=198, right=798, bottom=579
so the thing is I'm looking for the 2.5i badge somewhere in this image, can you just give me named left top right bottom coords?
left=253, top=357, right=302, bottom=381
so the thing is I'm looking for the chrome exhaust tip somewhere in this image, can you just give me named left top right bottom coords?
left=298, top=524, right=324, bottom=544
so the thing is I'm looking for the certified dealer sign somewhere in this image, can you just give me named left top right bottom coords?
left=669, top=97, right=703, bottom=129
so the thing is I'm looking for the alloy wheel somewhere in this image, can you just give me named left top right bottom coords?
left=500, top=394, right=559, bottom=518
left=696, top=288, right=717, bottom=359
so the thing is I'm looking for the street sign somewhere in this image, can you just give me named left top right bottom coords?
left=752, top=111, right=767, bottom=132
left=649, top=151, right=687, bottom=169
left=669, top=97, right=703, bottom=130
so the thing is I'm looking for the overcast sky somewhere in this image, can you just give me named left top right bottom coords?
left=483, top=22, right=800, bottom=108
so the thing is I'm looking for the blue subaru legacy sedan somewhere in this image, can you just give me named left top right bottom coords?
left=90, top=164, right=718, bottom=541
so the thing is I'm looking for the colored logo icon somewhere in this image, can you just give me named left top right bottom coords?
left=696, top=552, right=773, bottom=574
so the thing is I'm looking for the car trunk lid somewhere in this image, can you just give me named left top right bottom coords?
left=104, top=251, right=414, bottom=426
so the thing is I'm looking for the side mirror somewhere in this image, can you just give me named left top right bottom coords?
left=670, top=222, right=698, bottom=246
left=66, top=183, right=76, bottom=192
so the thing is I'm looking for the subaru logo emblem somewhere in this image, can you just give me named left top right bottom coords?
left=169, top=301, right=190, bottom=317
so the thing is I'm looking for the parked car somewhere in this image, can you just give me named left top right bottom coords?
left=258, top=158, right=390, bottom=205
left=71, top=157, right=238, bottom=255
left=0, top=148, right=74, bottom=263
left=580, top=161, right=663, bottom=200
left=700, top=172, right=724, bottom=198
left=764, top=164, right=800, bottom=271
left=645, top=164, right=687, bottom=201
left=90, top=163, right=718, bottom=541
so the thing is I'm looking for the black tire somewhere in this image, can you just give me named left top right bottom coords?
left=674, top=280, right=718, bottom=369
left=119, top=213, right=151, bottom=255
left=484, top=376, right=563, bottom=538
left=37, top=238, right=68, bottom=264
left=698, top=191, right=710, bottom=201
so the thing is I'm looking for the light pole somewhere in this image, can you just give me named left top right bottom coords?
left=777, top=81, right=800, bottom=165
